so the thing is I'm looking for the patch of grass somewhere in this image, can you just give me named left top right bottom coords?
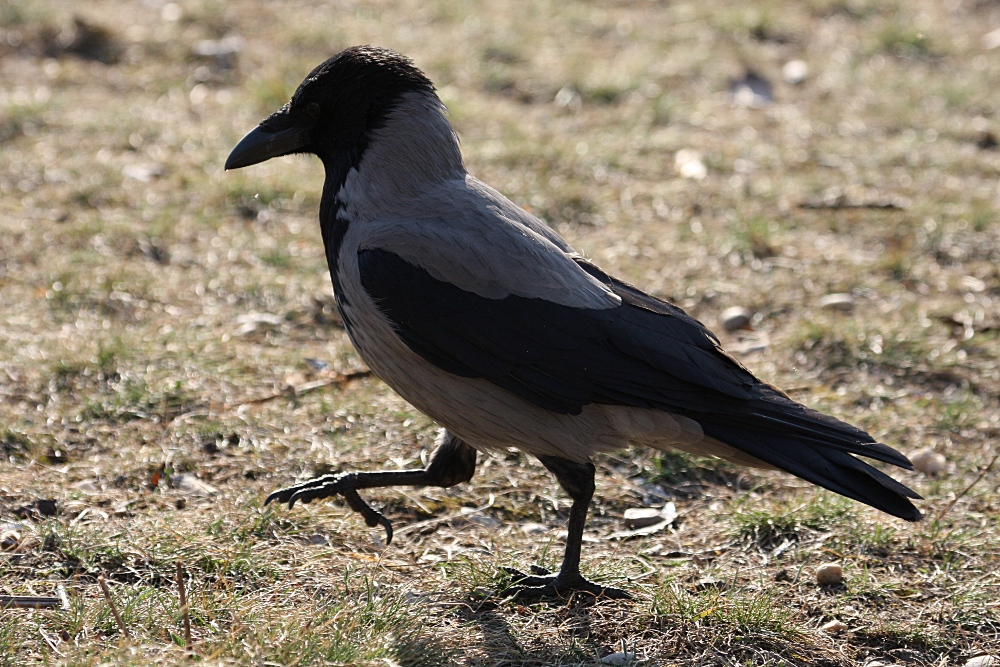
left=650, top=450, right=736, bottom=487
left=874, top=21, right=934, bottom=58
left=729, top=214, right=776, bottom=258
left=80, top=375, right=194, bottom=424
left=0, top=100, right=47, bottom=143
left=0, top=427, right=36, bottom=460
left=651, top=584, right=806, bottom=644
left=731, top=494, right=856, bottom=547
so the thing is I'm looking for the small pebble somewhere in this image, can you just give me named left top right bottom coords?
left=782, top=59, right=809, bottom=85
left=674, top=149, right=707, bottom=180
left=816, top=562, right=844, bottom=586
left=910, top=448, right=946, bottom=476
left=821, top=619, right=848, bottom=634
left=720, top=306, right=753, bottom=331
left=966, top=656, right=997, bottom=667
left=623, top=508, right=664, bottom=529
left=601, top=652, right=637, bottom=665
left=729, top=70, right=774, bottom=107
left=984, top=26, right=1000, bottom=50
left=819, top=293, right=855, bottom=312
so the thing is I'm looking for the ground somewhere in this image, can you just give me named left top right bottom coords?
left=1, top=0, right=999, bottom=664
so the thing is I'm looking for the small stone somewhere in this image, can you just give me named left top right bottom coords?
left=782, top=59, right=809, bottom=85
left=822, top=619, right=848, bottom=633
left=984, top=27, right=1000, bottom=50
left=729, top=70, right=773, bottom=107
left=816, top=562, right=844, bottom=586
left=910, top=448, right=946, bottom=476
left=601, top=652, right=637, bottom=665
left=161, top=2, right=182, bottom=21
left=819, top=293, right=854, bottom=312
left=674, top=149, right=707, bottom=180
left=623, top=508, right=664, bottom=529
left=965, top=656, right=997, bottom=667
left=720, top=306, right=753, bottom=332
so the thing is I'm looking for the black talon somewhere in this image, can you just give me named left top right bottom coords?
left=500, top=570, right=631, bottom=600
left=263, top=431, right=476, bottom=548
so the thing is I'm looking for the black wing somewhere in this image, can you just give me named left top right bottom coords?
left=358, top=248, right=920, bottom=521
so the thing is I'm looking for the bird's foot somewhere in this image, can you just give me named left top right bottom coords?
left=264, top=473, right=394, bottom=544
left=501, top=566, right=630, bottom=600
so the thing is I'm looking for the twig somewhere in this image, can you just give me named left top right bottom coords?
left=392, top=496, right=495, bottom=539
left=97, top=576, right=129, bottom=639
left=176, top=561, right=192, bottom=652
left=235, top=370, right=372, bottom=407
left=934, top=447, right=1000, bottom=523
left=0, top=595, right=62, bottom=609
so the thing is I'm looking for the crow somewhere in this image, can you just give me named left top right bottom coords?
left=226, top=46, right=920, bottom=599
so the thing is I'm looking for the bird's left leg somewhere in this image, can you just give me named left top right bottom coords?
left=264, top=429, right=477, bottom=544
left=503, top=456, right=630, bottom=600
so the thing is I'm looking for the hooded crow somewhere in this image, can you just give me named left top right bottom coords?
left=226, top=46, right=921, bottom=599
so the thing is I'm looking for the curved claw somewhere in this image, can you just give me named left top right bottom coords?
left=264, top=475, right=394, bottom=544
left=343, top=489, right=394, bottom=544
left=263, top=490, right=284, bottom=506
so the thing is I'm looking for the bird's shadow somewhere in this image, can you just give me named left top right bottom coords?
left=450, top=593, right=625, bottom=664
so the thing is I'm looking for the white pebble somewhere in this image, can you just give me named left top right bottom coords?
left=623, top=508, right=664, bottom=529
left=965, top=656, right=997, bottom=667
left=821, top=619, right=848, bottom=633
left=782, top=60, right=809, bottom=85
left=674, top=149, right=707, bottom=180
left=910, top=448, right=946, bottom=476
left=816, top=562, right=844, bottom=585
left=720, top=306, right=753, bottom=331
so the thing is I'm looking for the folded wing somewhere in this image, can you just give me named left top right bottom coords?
left=358, top=248, right=921, bottom=521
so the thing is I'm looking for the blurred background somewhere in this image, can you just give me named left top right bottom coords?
left=1, top=0, right=999, bottom=664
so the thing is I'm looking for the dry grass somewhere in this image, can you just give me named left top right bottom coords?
left=2, top=0, right=999, bottom=664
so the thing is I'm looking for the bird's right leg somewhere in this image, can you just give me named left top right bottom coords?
left=264, top=429, right=477, bottom=544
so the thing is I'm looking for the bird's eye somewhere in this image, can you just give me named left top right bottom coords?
left=306, top=102, right=321, bottom=119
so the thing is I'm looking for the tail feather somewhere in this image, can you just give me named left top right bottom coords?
left=702, top=413, right=921, bottom=521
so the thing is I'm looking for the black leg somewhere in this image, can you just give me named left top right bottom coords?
left=503, top=456, right=630, bottom=600
left=265, top=429, right=477, bottom=544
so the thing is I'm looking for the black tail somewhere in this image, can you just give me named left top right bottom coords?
left=700, top=387, right=922, bottom=522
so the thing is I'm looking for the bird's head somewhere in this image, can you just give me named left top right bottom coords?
left=225, top=46, right=439, bottom=172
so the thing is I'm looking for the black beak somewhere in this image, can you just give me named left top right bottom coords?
left=225, top=124, right=312, bottom=170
